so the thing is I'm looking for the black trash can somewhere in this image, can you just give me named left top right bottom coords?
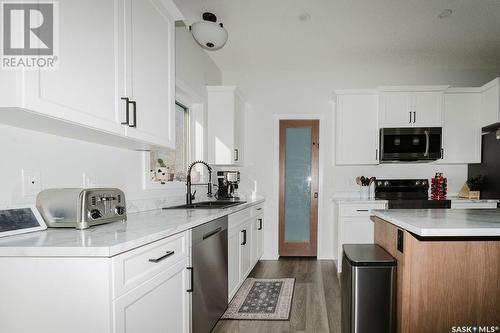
left=341, top=244, right=396, bottom=333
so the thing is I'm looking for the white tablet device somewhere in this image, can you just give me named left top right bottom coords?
left=0, top=206, right=47, bottom=238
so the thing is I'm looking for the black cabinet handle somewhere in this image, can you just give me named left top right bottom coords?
left=186, top=267, right=193, bottom=292
left=241, top=229, right=247, bottom=245
left=129, top=100, right=137, bottom=127
left=148, top=250, right=174, bottom=263
left=202, top=227, right=222, bottom=240
left=234, top=149, right=239, bottom=161
left=356, top=209, right=369, bottom=212
left=256, top=207, right=262, bottom=211
left=409, top=111, right=412, bottom=124
left=258, top=218, right=263, bottom=230
left=121, top=97, right=130, bottom=125
left=413, top=111, right=416, bottom=123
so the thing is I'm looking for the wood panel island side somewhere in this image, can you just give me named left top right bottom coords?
left=371, top=209, right=500, bottom=333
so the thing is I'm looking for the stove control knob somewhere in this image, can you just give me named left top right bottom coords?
left=415, top=181, right=421, bottom=186
left=384, top=181, right=390, bottom=186
left=422, top=180, right=427, bottom=185
left=377, top=181, right=383, bottom=186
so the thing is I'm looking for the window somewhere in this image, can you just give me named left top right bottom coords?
left=148, top=102, right=190, bottom=184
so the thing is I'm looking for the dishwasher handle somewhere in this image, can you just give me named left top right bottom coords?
left=202, top=227, right=222, bottom=240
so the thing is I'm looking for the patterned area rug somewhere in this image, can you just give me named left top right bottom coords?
left=222, top=278, right=295, bottom=320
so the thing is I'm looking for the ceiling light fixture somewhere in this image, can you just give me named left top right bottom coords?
left=190, top=12, right=228, bottom=50
left=437, top=9, right=453, bottom=19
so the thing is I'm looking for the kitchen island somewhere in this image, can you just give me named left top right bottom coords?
left=371, top=209, right=500, bottom=333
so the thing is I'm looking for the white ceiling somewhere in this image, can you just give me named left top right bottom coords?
left=174, top=0, right=500, bottom=72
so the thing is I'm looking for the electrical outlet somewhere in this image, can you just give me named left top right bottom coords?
left=22, top=169, right=41, bottom=197
left=82, top=173, right=97, bottom=187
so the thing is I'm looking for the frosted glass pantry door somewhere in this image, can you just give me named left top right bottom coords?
left=279, top=120, right=319, bottom=256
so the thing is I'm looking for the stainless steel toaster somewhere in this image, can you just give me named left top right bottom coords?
left=36, top=188, right=127, bottom=229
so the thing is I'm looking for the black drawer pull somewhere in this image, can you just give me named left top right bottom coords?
left=121, top=97, right=130, bottom=125
left=241, top=229, right=247, bottom=246
left=356, top=209, right=369, bottom=212
left=256, top=207, right=262, bottom=211
left=129, top=100, right=137, bottom=127
left=258, top=218, right=263, bottom=230
left=148, top=250, right=175, bottom=263
left=203, top=227, right=222, bottom=240
left=186, top=267, right=193, bottom=292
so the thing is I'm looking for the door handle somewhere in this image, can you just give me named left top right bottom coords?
left=258, top=218, right=263, bottom=230
left=314, top=192, right=318, bottom=199
left=148, top=250, right=175, bottom=263
left=121, top=97, right=130, bottom=125
left=241, top=229, right=247, bottom=245
left=186, top=267, right=193, bottom=292
left=129, top=100, right=137, bottom=127
left=202, top=227, right=222, bottom=240
left=424, top=129, right=430, bottom=157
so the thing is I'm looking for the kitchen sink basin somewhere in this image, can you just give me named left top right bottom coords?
left=163, top=201, right=246, bottom=210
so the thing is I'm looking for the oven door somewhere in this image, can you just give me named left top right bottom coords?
left=380, top=127, right=442, bottom=162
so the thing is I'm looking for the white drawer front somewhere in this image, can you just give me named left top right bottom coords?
left=251, top=204, right=264, bottom=217
left=112, top=231, right=189, bottom=299
left=341, top=218, right=374, bottom=244
left=229, top=208, right=252, bottom=231
left=340, top=203, right=386, bottom=217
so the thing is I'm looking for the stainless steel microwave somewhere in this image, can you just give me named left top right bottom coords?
left=379, top=127, right=442, bottom=162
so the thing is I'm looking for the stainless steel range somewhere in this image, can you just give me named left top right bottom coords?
left=374, top=179, right=451, bottom=209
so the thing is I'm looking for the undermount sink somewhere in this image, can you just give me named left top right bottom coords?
left=163, top=201, right=246, bottom=210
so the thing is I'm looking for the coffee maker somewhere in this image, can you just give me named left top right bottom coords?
left=217, top=171, right=240, bottom=200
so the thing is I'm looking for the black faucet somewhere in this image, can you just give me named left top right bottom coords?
left=186, top=161, right=213, bottom=205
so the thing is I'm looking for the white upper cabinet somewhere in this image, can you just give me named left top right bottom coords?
left=207, top=86, right=246, bottom=165
left=0, top=0, right=182, bottom=150
left=121, top=0, right=176, bottom=149
left=379, top=88, right=446, bottom=128
left=439, top=90, right=481, bottom=164
left=18, top=0, right=124, bottom=136
left=335, top=91, right=379, bottom=165
left=480, top=78, right=500, bottom=127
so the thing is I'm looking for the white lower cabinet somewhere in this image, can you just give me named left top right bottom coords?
left=335, top=201, right=387, bottom=273
left=113, top=258, right=190, bottom=333
left=228, top=203, right=264, bottom=301
left=0, top=230, right=191, bottom=333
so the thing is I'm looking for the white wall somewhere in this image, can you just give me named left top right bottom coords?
left=223, top=65, right=500, bottom=260
left=0, top=27, right=222, bottom=210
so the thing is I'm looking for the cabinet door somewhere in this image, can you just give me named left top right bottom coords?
left=122, top=0, right=176, bottom=149
left=440, top=93, right=481, bottom=164
left=113, top=258, right=190, bottom=333
left=336, top=93, right=379, bottom=165
left=256, top=216, right=264, bottom=260
left=379, top=92, right=413, bottom=127
left=413, top=92, right=443, bottom=126
left=228, top=227, right=241, bottom=300
left=239, top=221, right=252, bottom=281
left=480, top=80, right=500, bottom=127
left=23, top=0, right=124, bottom=135
left=233, top=93, right=245, bottom=165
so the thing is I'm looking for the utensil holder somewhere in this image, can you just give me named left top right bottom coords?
left=360, top=186, right=370, bottom=199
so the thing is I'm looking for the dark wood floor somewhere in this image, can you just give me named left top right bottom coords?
left=213, top=258, right=341, bottom=333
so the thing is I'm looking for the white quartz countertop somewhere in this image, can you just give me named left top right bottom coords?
left=372, top=209, right=500, bottom=237
left=0, top=197, right=265, bottom=257
left=333, top=197, right=498, bottom=205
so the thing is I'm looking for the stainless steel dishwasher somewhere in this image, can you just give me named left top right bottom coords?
left=191, top=216, right=228, bottom=333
